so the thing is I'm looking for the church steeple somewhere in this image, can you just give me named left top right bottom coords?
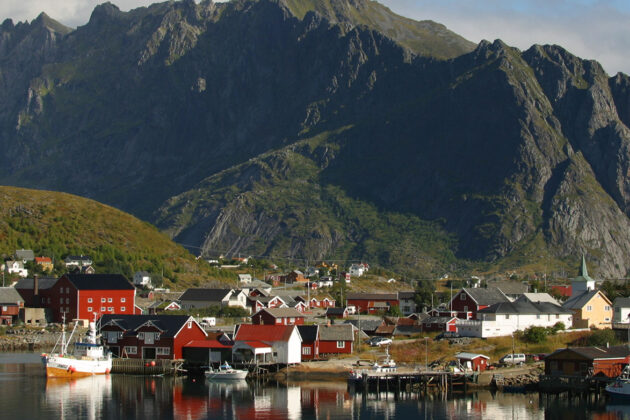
left=579, top=255, right=589, bottom=277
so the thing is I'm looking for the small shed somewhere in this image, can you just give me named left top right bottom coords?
left=455, top=352, right=490, bottom=372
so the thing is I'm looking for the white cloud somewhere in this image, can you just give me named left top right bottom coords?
left=0, top=0, right=628, bottom=75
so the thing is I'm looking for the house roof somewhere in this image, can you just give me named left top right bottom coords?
left=15, top=249, right=34, bottom=261
left=408, top=313, right=430, bottom=321
left=493, top=282, right=529, bottom=295
left=562, top=290, right=611, bottom=310
left=64, top=274, right=135, bottom=290
left=519, top=293, right=560, bottom=305
left=179, top=288, right=232, bottom=302
left=183, top=339, right=233, bottom=349
left=100, top=314, right=198, bottom=338
left=35, top=257, right=52, bottom=264
left=255, top=308, right=304, bottom=318
left=398, top=291, right=415, bottom=299
left=297, top=325, right=319, bottom=343
left=64, top=255, right=92, bottom=262
left=547, top=345, right=630, bottom=361
left=234, top=324, right=297, bottom=343
left=479, top=300, right=571, bottom=315
left=458, top=287, right=510, bottom=306
left=0, top=287, right=23, bottom=304
left=455, top=352, right=489, bottom=360
left=343, top=319, right=383, bottom=332
left=423, top=316, right=457, bottom=324
left=614, top=297, right=630, bottom=308
left=393, top=325, right=424, bottom=336
left=14, top=277, right=57, bottom=290
left=374, top=324, right=396, bottom=335
left=346, top=293, right=398, bottom=300
left=318, top=324, right=354, bottom=341
left=325, top=307, right=347, bottom=315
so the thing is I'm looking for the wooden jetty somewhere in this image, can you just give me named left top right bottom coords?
left=112, top=358, right=184, bottom=375
left=348, top=371, right=475, bottom=397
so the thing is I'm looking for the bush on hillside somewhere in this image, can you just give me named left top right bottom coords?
left=587, top=329, right=618, bottom=347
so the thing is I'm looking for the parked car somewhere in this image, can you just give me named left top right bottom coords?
left=499, top=353, right=526, bottom=365
left=435, top=331, right=460, bottom=341
left=367, top=337, right=393, bottom=347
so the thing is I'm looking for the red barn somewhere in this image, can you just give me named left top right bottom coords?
left=100, top=314, right=207, bottom=359
left=49, top=274, right=138, bottom=322
left=318, top=324, right=354, bottom=355
left=251, top=308, right=304, bottom=325
left=449, top=287, right=510, bottom=320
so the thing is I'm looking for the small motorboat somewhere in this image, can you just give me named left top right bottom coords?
left=606, top=365, right=630, bottom=398
left=205, top=362, right=248, bottom=380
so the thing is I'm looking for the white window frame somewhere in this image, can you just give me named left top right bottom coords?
left=101, top=306, right=106, bottom=312
left=460, top=293, right=466, bottom=301
left=101, top=298, right=106, bottom=303
left=87, top=307, right=93, bottom=312
left=121, top=298, right=126, bottom=303
left=108, top=307, right=113, bottom=312
left=336, top=341, right=345, bottom=349
left=124, top=346, right=137, bottom=355
left=121, top=307, right=125, bottom=312
left=88, top=298, right=93, bottom=303
left=108, top=298, right=113, bottom=303
left=587, top=305, right=593, bottom=311
left=156, top=347, right=170, bottom=355
left=302, top=347, right=311, bottom=355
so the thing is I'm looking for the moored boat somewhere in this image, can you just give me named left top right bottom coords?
left=205, top=362, right=248, bottom=380
left=606, top=365, right=630, bottom=398
left=41, top=316, right=112, bottom=378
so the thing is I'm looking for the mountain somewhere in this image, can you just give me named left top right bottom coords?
left=1, top=0, right=630, bottom=278
left=0, top=186, right=228, bottom=288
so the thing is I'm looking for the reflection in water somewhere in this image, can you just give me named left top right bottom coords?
left=3, top=354, right=630, bottom=419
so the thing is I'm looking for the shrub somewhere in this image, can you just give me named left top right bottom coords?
left=523, top=326, right=548, bottom=343
left=587, top=329, right=618, bottom=347
left=551, top=321, right=565, bottom=334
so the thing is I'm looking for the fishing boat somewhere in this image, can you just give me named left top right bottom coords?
left=41, top=316, right=112, bottom=378
left=606, top=365, right=630, bottom=398
left=205, top=362, right=248, bottom=380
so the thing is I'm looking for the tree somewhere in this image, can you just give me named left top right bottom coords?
left=587, top=329, right=618, bottom=347
left=523, top=326, right=548, bottom=343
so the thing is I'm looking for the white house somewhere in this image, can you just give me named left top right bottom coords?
left=349, top=264, right=365, bottom=277
left=4, top=261, right=28, bottom=278
left=133, top=271, right=152, bottom=288
left=233, top=324, right=302, bottom=364
left=613, top=297, right=630, bottom=323
left=238, top=274, right=252, bottom=283
left=457, top=299, right=573, bottom=338
left=178, top=288, right=249, bottom=311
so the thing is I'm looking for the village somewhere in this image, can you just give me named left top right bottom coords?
left=2, top=250, right=630, bottom=394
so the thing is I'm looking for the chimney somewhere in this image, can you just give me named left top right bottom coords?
left=33, top=274, right=39, bottom=307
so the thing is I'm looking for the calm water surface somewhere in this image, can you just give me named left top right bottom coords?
left=1, top=353, right=629, bottom=419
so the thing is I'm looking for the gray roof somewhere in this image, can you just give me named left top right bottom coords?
left=519, top=293, right=560, bottom=305
left=256, top=308, right=304, bottom=318
left=0, top=287, right=23, bottom=304
left=15, top=249, right=34, bottom=261
left=479, top=300, right=571, bottom=315
left=14, top=277, right=58, bottom=290
left=297, top=325, right=319, bottom=343
left=100, top=314, right=197, bottom=338
left=179, top=288, right=232, bottom=302
left=562, top=290, right=607, bottom=310
left=614, top=297, right=630, bottom=308
left=344, top=319, right=383, bottom=333
left=455, top=352, right=489, bottom=360
left=346, top=292, right=398, bottom=300
left=460, top=287, right=510, bottom=306
left=423, top=316, right=457, bottom=324
left=325, top=307, right=347, bottom=315
left=493, top=282, right=529, bottom=295
left=547, top=345, right=630, bottom=361
left=318, top=324, right=354, bottom=341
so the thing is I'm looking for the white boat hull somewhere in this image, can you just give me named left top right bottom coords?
left=205, top=370, right=248, bottom=380
left=606, top=381, right=630, bottom=398
left=43, top=354, right=112, bottom=378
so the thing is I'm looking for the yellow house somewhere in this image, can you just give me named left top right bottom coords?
left=562, top=290, right=613, bottom=328
left=562, top=255, right=613, bottom=328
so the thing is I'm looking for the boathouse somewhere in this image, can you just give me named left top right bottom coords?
left=232, top=324, right=302, bottom=364
left=454, top=352, right=490, bottom=372
left=544, top=345, right=630, bottom=378
left=100, top=314, right=207, bottom=359
left=318, top=324, right=354, bottom=356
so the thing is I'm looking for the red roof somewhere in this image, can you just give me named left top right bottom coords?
left=183, top=340, right=232, bottom=349
left=551, top=285, right=572, bottom=297
left=245, top=341, right=272, bottom=349
left=35, top=257, right=52, bottom=263
left=234, top=324, right=295, bottom=342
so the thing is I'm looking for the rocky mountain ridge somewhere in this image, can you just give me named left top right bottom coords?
left=1, top=0, right=630, bottom=278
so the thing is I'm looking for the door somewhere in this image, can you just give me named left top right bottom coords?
left=143, top=347, right=156, bottom=359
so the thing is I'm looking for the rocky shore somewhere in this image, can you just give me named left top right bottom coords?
left=0, top=328, right=62, bottom=352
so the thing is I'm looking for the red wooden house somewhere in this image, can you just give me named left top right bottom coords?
left=297, top=325, right=320, bottom=360
left=421, top=316, right=458, bottom=332
left=49, top=274, right=139, bottom=322
left=325, top=307, right=349, bottom=319
left=448, top=287, right=510, bottom=320
left=15, top=276, right=57, bottom=308
left=455, top=352, right=490, bottom=372
left=0, top=288, right=24, bottom=325
left=346, top=293, right=399, bottom=314
left=251, top=308, right=304, bottom=325
left=318, top=324, right=354, bottom=355
left=100, top=314, right=207, bottom=359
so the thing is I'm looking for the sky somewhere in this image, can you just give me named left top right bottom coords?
left=0, top=0, right=628, bottom=75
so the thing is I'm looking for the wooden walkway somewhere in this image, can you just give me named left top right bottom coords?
left=112, top=358, right=184, bottom=375
left=348, top=371, right=475, bottom=397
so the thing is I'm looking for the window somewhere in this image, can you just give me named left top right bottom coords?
left=605, top=306, right=611, bottom=311
left=108, top=307, right=113, bottom=312
left=302, top=347, right=311, bottom=355
left=121, top=298, right=126, bottom=303
left=101, top=298, right=106, bottom=303
left=66, top=288, right=69, bottom=294
left=505, top=314, right=510, bottom=319
left=138, top=332, right=145, bottom=340
left=536, top=314, right=540, bottom=319
left=587, top=305, right=593, bottom=311
left=336, top=341, right=345, bottom=349
left=460, top=294, right=466, bottom=301
left=87, top=307, right=93, bottom=312
left=60, top=287, right=64, bottom=294
left=101, top=307, right=106, bottom=312
left=124, top=346, right=137, bottom=355
left=60, top=298, right=63, bottom=304
left=66, top=298, right=70, bottom=304
left=108, top=298, right=113, bottom=303
left=289, top=317, right=295, bottom=323
left=187, top=321, right=192, bottom=329
left=121, top=307, right=125, bottom=312
left=556, top=314, right=560, bottom=319
left=156, top=347, right=170, bottom=355
left=276, top=318, right=282, bottom=324
left=88, top=298, right=93, bottom=303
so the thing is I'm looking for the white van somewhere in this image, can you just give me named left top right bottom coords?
left=499, top=353, right=526, bottom=365
left=347, top=306, right=357, bottom=315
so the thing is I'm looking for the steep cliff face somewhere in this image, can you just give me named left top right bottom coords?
left=1, top=0, right=630, bottom=277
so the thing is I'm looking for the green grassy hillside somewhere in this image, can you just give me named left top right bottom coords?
left=0, top=186, right=233, bottom=288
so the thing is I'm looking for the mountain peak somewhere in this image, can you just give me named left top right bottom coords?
left=32, top=12, right=72, bottom=34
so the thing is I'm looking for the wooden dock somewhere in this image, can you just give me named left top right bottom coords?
left=348, top=371, right=475, bottom=397
left=112, top=358, right=184, bottom=375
